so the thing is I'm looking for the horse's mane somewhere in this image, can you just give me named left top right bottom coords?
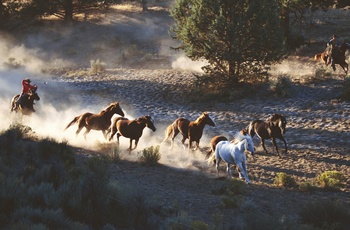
left=233, top=129, right=249, bottom=143
left=193, top=112, right=208, bottom=124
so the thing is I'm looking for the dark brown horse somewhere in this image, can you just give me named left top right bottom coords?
left=109, top=115, right=156, bottom=152
left=330, top=42, right=349, bottom=74
left=65, top=102, right=124, bottom=139
left=162, top=112, right=216, bottom=152
left=246, top=114, right=287, bottom=157
left=10, top=89, right=40, bottom=116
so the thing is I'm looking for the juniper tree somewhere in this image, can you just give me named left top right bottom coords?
left=170, top=0, right=286, bottom=83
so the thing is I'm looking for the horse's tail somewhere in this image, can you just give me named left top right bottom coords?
left=205, top=148, right=213, bottom=160
left=206, top=151, right=216, bottom=165
left=162, top=124, right=173, bottom=143
left=65, top=116, right=80, bottom=130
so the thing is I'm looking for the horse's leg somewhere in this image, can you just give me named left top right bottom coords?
left=170, top=128, right=180, bottom=149
left=181, top=135, right=187, bottom=150
left=83, top=129, right=91, bottom=140
left=102, top=130, right=108, bottom=140
left=279, top=136, right=288, bottom=154
left=216, top=158, right=221, bottom=176
left=260, top=138, right=268, bottom=154
left=116, top=133, right=121, bottom=146
left=109, top=125, right=118, bottom=141
left=271, top=138, right=281, bottom=157
left=194, top=140, right=199, bottom=151
left=237, top=162, right=250, bottom=184
left=227, top=163, right=232, bottom=179
left=131, top=139, right=139, bottom=151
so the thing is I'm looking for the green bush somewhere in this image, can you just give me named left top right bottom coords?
left=138, top=145, right=161, bottom=166
left=299, top=199, right=350, bottom=230
left=316, top=170, right=345, bottom=191
left=274, top=172, right=297, bottom=188
left=298, top=182, right=317, bottom=192
left=269, top=75, right=293, bottom=98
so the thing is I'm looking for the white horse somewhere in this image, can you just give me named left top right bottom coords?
left=213, top=132, right=255, bottom=184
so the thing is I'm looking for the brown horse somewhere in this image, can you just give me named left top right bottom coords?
left=65, top=102, right=124, bottom=139
left=162, top=112, right=216, bottom=152
left=314, top=51, right=328, bottom=65
left=10, top=89, right=40, bottom=116
left=109, top=115, right=156, bottom=152
left=246, top=114, right=287, bottom=157
left=317, top=42, right=350, bottom=74
left=205, top=135, right=228, bottom=159
left=329, top=42, right=349, bottom=74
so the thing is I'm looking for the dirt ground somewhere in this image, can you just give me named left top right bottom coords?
left=3, top=2, right=350, bottom=228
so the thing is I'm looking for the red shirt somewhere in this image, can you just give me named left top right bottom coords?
left=21, top=80, right=37, bottom=94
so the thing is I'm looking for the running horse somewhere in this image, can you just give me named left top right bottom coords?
left=246, top=113, right=287, bottom=157
left=65, top=102, right=124, bottom=139
left=10, top=88, right=40, bottom=116
left=109, top=115, right=156, bottom=152
left=315, top=42, right=350, bottom=74
left=162, top=112, right=216, bottom=152
left=208, top=131, right=255, bottom=184
left=329, top=42, right=349, bottom=74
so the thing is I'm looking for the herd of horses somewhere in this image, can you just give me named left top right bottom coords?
left=60, top=102, right=287, bottom=183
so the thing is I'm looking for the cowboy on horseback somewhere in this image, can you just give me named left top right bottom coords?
left=325, top=34, right=341, bottom=69
left=13, top=78, right=38, bottom=112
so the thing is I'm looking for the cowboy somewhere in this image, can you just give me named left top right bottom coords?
left=14, top=78, right=38, bottom=111
left=325, top=34, right=340, bottom=66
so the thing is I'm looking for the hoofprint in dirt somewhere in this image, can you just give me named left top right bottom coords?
left=47, top=65, right=350, bottom=225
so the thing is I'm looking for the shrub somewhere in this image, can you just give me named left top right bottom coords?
left=298, top=182, right=317, bottom=192
left=341, top=78, right=350, bottom=100
left=316, top=170, right=345, bottom=191
left=269, top=75, right=293, bottom=98
left=89, top=59, right=106, bottom=74
left=274, top=172, right=297, bottom=188
left=138, top=145, right=161, bottom=166
left=299, top=199, right=350, bottom=230
left=190, top=220, right=208, bottom=230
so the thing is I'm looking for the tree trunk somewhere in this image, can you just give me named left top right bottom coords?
left=64, top=0, right=73, bottom=22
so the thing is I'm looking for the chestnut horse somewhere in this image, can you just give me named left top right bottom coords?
left=109, top=115, right=156, bottom=152
left=65, top=102, right=124, bottom=139
left=10, top=88, right=40, bottom=116
left=246, top=113, right=287, bottom=157
left=162, top=112, right=215, bottom=152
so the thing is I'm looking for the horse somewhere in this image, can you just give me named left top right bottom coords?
left=109, top=115, right=156, bottom=152
left=329, top=42, right=349, bottom=74
left=205, top=135, right=228, bottom=159
left=10, top=89, right=40, bottom=116
left=209, top=131, right=255, bottom=184
left=162, top=112, right=216, bottom=152
left=318, top=42, right=350, bottom=74
left=314, top=51, right=328, bottom=65
left=205, top=130, right=251, bottom=160
left=65, top=102, right=124, bottom=139
left=246, top=113, right=287, bottom=157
